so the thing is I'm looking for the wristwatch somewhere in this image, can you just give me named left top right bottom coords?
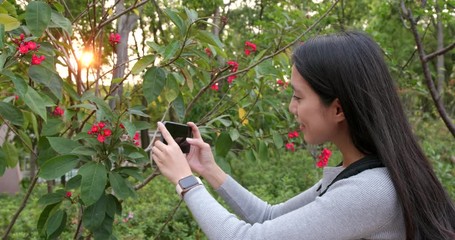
left=176, top=175, right=202, bottom=198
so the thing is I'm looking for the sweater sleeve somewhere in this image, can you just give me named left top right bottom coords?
left=215, top=175, right=321, bottom=223
left=183, top=168, right=401, bottom=240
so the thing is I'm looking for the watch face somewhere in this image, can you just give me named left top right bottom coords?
left=179, top=176, right=199, bottom=189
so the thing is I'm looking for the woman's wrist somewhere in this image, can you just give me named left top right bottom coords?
left=202, top=165, right=227, bottom=189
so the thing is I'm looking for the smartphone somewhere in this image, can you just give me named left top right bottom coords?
left=162, top=121, right=192, bottom=153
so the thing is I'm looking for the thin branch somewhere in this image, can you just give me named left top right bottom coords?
left=96, top=0, right=148, bottom=31
left=153, top=200, right=183, bottom=240
left=134, top=168, right=160, bottom=190
left=425, top=41, right=455, bottom=62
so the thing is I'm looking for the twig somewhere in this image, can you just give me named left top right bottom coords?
left=425, top=41, right=455, bottom=62
left=2, top=173, right=39, bottom=240
left=153, top=200, right=184, bottom=240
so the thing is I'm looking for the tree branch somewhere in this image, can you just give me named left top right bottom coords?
left=425, top=41, right=455, bottom=62
left=400, top=1, right=455, bottom=138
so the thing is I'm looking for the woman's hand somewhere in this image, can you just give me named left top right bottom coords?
left=152, top=122, right=192, bottom=185
left=185, top=122, right=227, bottom=189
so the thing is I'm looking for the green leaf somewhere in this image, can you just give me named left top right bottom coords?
left=164, top=8, right=185, bottom=35
left=0, top=14, right=19, bottom=31
left=68, top=103, right=96, bottom=110
left=0, top=102, right=23, bottom=126
left=46, top=209, right=66, bottom=238
left=164, top=74, right=179, bottom=103
left=143, top=67, right=166, bottom=104
left=38, top=190, right=65, bottom=206
left=120, top=120, right=136, bottom=139
left=184, top=8, right=198, bottom=23
left=105, top=194, right=122, bottom=218
left=133, top=121, right=151, bottom=131
left=6, top=71, right=28, bottom=96
left=163, top=40, right=180, bottom=61
left=128, top=109, right=150, bottom=118
left=23, top=87, right=47, bottom=122
left=258, top=141, right=268, bottom=161
left=230, top=129, right=240, bottom=142
left=50, top=10, right=72, bottom=35
left=41, top=118, right=64, bottom=136
left=28, top=65, right=63, bottom=100
left=82, top=194, right=107, bottom=230
left=131, top=55, right=155, bottom=75
left=39, top=154, right=80, bottom=180
left=172, top=94, right=185, bottom=122
left=89, top=97, right=114, bottom=122
left=25, top=1, right=52, bottom=37
left=117, top=167, right=144, bottom=181
left=70, top=146, right=96, bottom=156
left=47, top=137, right=82, bottom=155
left=195, top=30, right=224, bottom=48
left=109, top=171, right=137, bottom=200
left=2, top=142, right=18, bottom=167
left=79, top=162, right=107, bottom=206
left=37, top=203, right=59, bottom=236
left=215, top=132, right=233, bottom=157
left=92, top=214, right=114, bottom=239
left=65, top=175, right=81, bottom=190
left=18, top=129, right=33, bottom=151
left=272, top=131, right=284, bottom=149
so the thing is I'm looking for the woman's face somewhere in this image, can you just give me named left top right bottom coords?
left=288, top=66, right=339, bottom=145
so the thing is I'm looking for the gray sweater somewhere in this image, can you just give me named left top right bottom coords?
left=184, top=166, right=405, bottom=240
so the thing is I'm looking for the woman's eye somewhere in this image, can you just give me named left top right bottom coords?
left=292, top=95, right=302, bottom=100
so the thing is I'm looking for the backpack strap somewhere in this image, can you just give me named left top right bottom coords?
left=318, top=155, right=384, bottom=197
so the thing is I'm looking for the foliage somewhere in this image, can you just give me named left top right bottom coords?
left=0, top=0, right=453, bottom=239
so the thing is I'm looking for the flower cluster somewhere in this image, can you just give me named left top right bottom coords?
left=244, top=41, right=257, bottom=56
left=133, top=132, right=141, bottom=146
left=12, top=33, right=45, bottom=65
left=316, top=148, right=332, bottom=168
left=211, top=82, right=219, bottom=91
left=53, top=106, right=64, bottom=116
left=285, top=130, right=300, bottom=152
left=205, top=47, right=212, bottom=57
left=88, top=122, right=112, bottom=143
left=13, top=33, right=40, bottom=54
left=226, top=60, right=239, bottom=84
left=109, top=33, right=121, bottom=45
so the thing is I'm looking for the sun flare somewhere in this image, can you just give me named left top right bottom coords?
left=80, top=51, right=94, bottom=67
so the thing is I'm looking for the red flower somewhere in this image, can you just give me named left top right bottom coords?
left=15, top=95, right=19, bottom=101
left=227, top=61, right=239, bottom=72
left=211, top=83, right=219, bottom=91
left=288, top=131, right=299, bottom=139
left=285, top=142, right=295, bottom=152
left=53, top=106, right=64, bottom=116
left=119, top=123, right=125, bottom=129
left=316, top=148, right=332, bottom=168
left=244, top=41, right=257, bottom=56
left=227, top=75, right=236, bottom=84
left=109, top=33, right=121, bottom=45
left=277, top=79, right=285, bottom=86
left=18, top=43, right=29, bottom=54
left=97, top=134, right=106, bottom=143
left=66, top=191, right=72, bottom=198
left=27, top=41, right=38, bottom=51
left=90, top=125, right=99, bottom=134
left=31, top=54, right=45, bottom=65
left=97, top=122, right=106, bottom=129
left=103, top=129, right=112, bottom=137
left=205, top=47, right=212, bottom=57
left=133, top=132, right=141, bottom=146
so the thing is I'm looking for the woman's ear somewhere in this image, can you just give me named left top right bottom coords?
left=332, top=98, right=345, bottom=122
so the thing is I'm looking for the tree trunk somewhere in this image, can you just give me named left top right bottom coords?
left=109, top=0, right=139, bottom=109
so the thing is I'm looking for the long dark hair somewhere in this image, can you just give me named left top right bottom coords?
left=292, top=31, right=455, bottom=240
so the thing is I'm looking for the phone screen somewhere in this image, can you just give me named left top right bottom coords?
left=163, top=121, right=192, bottom=153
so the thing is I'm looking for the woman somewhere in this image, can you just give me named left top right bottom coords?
left=152, top=31, right=455, bottom=240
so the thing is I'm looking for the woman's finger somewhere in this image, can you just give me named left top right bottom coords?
left=157, top=122, right=176, bottom=145
left=187, top=122, right=202, bottom=139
